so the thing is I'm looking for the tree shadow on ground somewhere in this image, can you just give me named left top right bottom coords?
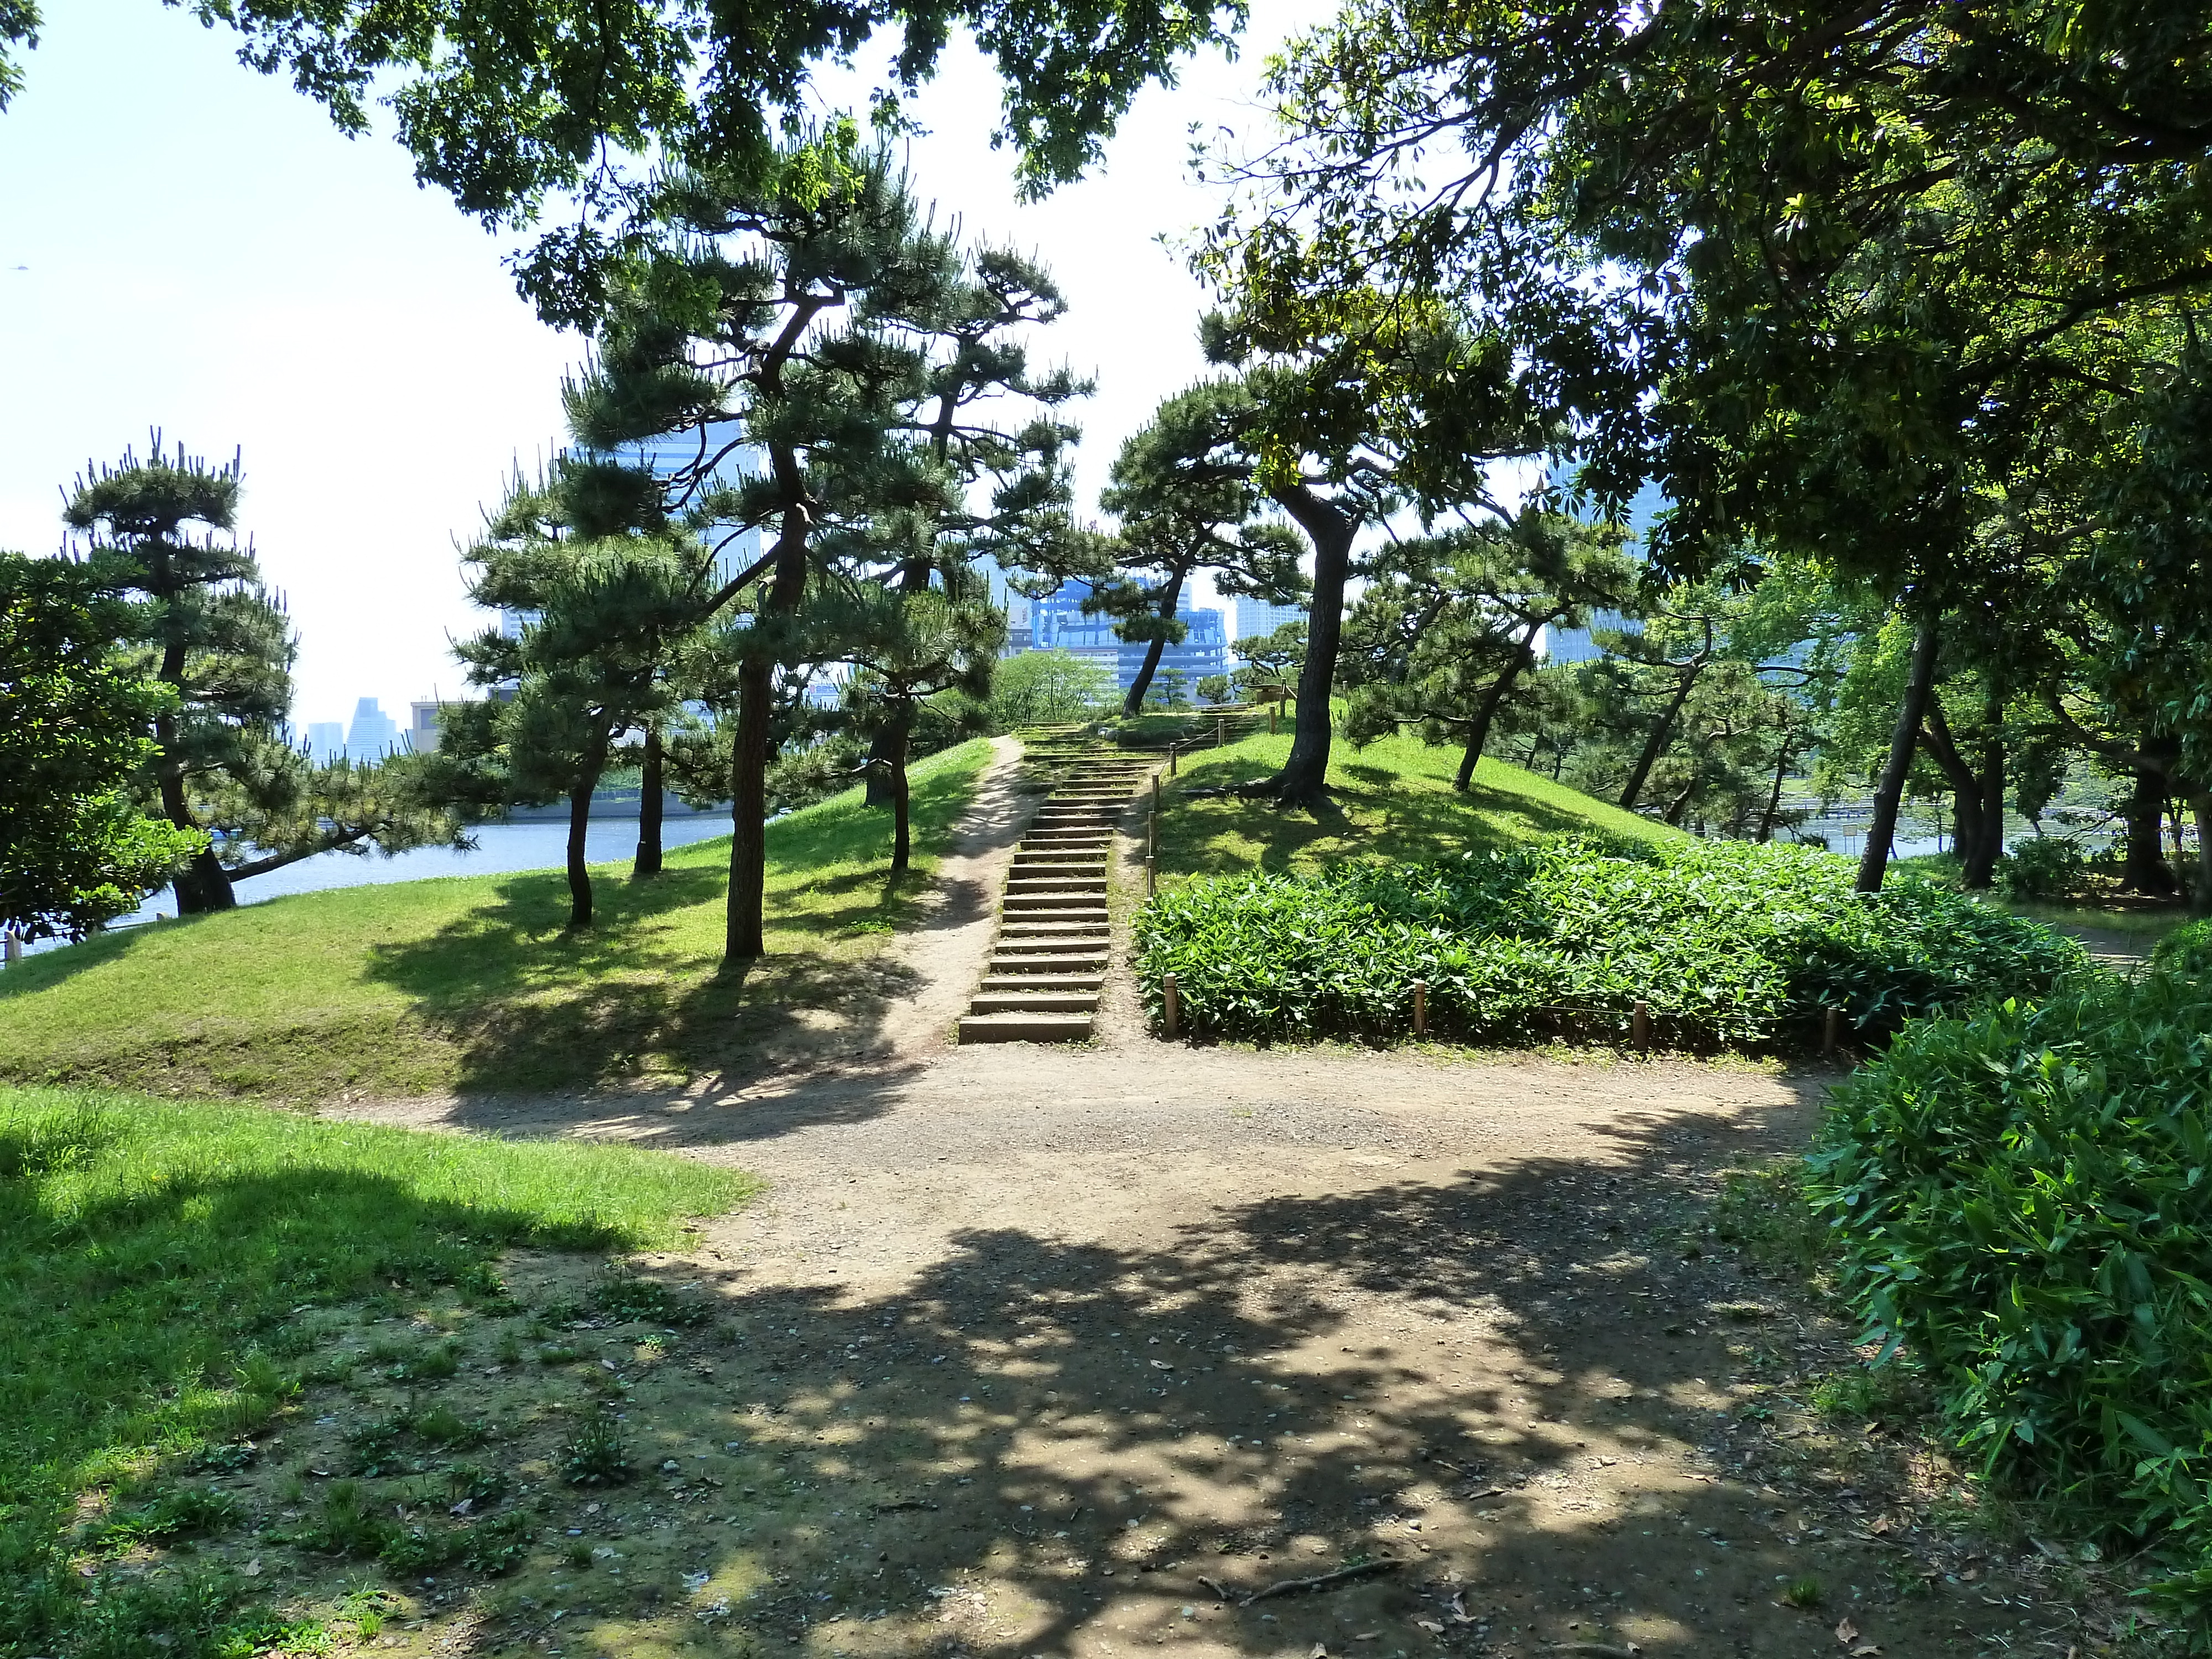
left=380, top=1093, right=2031, bottom=1659
left=1161, top=756, right=1640, bottom=883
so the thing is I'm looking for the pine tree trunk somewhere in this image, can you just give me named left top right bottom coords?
left=634, top=729, right=665, bottom=878
left=565, top=780, right=594, bottom=929
left=1618, top=667, right=1700, bottom=812
left=1855, top=611, right=1940, bottom=894
left=1121, top=568, right=1187, bottom=718
left=1264, top=487, right=1355, bottom=808
left=889, top=714, right=914, bottom=873
left=2122, top=769, right=2178, bottom=896
left=153, top=686, right=234, bottom=914
left=727, top=504, right=810, bottom=962
left=1453, top=626, right=1540, bottom=791
left=863, top=722, right=899, bottom=807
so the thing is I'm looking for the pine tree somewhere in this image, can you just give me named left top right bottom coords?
left=61, top=439, right=456, bottom=914
left=1338, top=510, right=1638, bottom=789
left=1095, top=379, right=1306, bottom=718
left=562, top=134, right=956, bottom=959
left=431, top=468, right=697, bottom=929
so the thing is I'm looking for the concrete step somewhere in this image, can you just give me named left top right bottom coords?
left=1000, top=904, right=1109, bottom=921
left=957, top=1012, right=1093, bottom=1044
left=981, top=975, right=1105, bottom=994
left=969, top=990, right=1100, bottom=1014
left=1006, top=886, right=1105, bottom=904
left=1014, top=851, right=1105, bottom=864
left=1006, top=871, right=1107, bottom=887
left=994, top=932, right=1108, bottom=948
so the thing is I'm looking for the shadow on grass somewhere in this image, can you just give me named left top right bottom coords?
left=0, top=1139, right=633, bottom=1656
left=368, top=1086, right=2023, bottom=1659
left=358, top=866, right=927, bottom=1100
left=1163, top=754, right=1629, bottom=880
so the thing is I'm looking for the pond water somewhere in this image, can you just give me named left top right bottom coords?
left=17, top=815, right=733, bottom=959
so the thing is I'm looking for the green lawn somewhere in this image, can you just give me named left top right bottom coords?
left=0, top=1084, right=750, bottom=1657
left=1155, top=731, right=1677, bottom=881
left=0, top=739, right=995, bottom=1103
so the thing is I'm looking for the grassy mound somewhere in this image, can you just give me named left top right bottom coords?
left=1136, top=837, right=2088, bottom=1048
left=0, top=740, right=994, bottom=1102
left=1154, top=732, right=1674, bottom=879
left=0, top=1084, right=750, bottom=1657
left=1811, top=952, right=2212, bottom=1621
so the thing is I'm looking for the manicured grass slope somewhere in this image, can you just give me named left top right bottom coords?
left=1156, top=731, right=1676, bottom=880
left=0, top=1084, right=750, bottom=1656
left=0, top=739, right=994, bottom=1102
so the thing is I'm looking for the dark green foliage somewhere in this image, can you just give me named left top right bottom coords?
left=81, top=1485, right=240, bottom=1552
left=1995, top=838, right=2091, bottom=901
left=49, top=0, right=1243, bottom=327
left=1809, top=964, right=2212, bottom=1617
left=2153, top=921, right=2212, bottom=979
left=0, top=552, right=200, bottom=940
left=1135, top=839, right=2084, bottom=1046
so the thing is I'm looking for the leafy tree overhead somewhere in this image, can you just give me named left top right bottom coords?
left=1208, top=0, right=2212, bottom=889
left=0, top=551, right=201, bottom=942
left=61, top=440, right=457, bottom=915
left=0, top=0, right=1244, bottom=324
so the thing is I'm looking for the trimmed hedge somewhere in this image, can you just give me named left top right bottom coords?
left=1809, top=958, right=2212, bottom=1617
left=1133, top=838, right=2086, bottom=1047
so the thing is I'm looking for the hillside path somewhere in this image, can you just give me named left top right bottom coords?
left=325, top=748, right=2063, bottom=1659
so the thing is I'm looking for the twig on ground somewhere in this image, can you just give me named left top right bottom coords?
left=873, top=1499, right=938, bottom=1513
left=1241, top=1559, right=1402, bottom=1605
left=1545, top=1645, right=1641, bottom=1658
left=1199, top=1575, right=1233, bottom=1602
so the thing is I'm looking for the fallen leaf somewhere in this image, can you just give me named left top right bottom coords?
left=1835, top=1619, right=1859, bottom=1645
left=1309, top=1646, right=1329, bottom=1658
left=1416, top=1621, right=1445, bottom=1634
left=1851, top=1646, right=1881, bottom=1657
left=242, top=1559, right=262, bottom=1578
left=1870, top=1517, right=1891, bottom=1535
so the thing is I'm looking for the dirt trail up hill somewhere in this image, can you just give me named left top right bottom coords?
left=327, top=739, right=2090, bottom=1659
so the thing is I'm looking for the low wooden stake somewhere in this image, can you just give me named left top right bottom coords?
left=1146, top=855, right=1157, bottom=896
left=1270, top=703, right=1278, bottom=735
left=1170, top=745, right=1178, bottom=776
left=1216, top=717, right=1225, bottom=748
left=1412, top=979, right=1427, bottom=1036
left=1, top=931, right=18, bottom=967
left=1162, top=972, right=1180, bottom=1038
left=1632, top=998, right=1651, bottom=1051
left=1823, top=1005, right=1841, bottom=1056
left=1152, top=772, right=1160, bottom=813
left=1148, top=809, right=1157, bottom=860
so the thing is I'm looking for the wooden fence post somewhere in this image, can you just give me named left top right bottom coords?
left=1823, top=1005, right=1841, bottom=1056
left=1632, top=999, right=1651, bottom=1051
left=1163, top=972, right=1180, bottom=1038
left=1146, top=855, right=1157, bottom=897
left=1216, top=717, right=1225, bottom=748
left=1270, top=703, right=1278, bottom=735
left=1412, top=979, right=1427, bottom=1037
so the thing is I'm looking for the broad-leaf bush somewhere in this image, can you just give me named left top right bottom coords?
left=1133, top=838, right=2084, bottom=1046
left=1809, top=963, right=2212, bottom=1619
left=2153, top=919, right=2212, bottom=980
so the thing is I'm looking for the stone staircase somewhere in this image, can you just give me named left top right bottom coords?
left=955, top=739, right=1157, bottom=1045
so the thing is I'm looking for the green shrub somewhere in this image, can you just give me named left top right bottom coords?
left=2153, top=919, right=2212, bottom=980
left=1995, top=837, right=2090, bottom=900
left=1808, top=968, right=2212, bottom=1619
left=1134, top=838, right=2085, bottom=1047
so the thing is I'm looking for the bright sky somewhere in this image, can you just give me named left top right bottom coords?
left=0, top=0, right=1325, bottom=731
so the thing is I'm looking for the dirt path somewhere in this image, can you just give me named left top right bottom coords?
left=317, top=754, right=2079, bottom=1659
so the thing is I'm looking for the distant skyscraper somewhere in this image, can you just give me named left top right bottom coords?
left=344, top=697, right=400, bottom=763
left=304, top=721, right=346, bottom=763
left=1233, top=597, right=1307, bottom=652
left=408, top=700, right=443, bottom=753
